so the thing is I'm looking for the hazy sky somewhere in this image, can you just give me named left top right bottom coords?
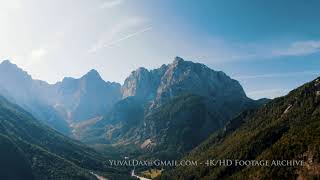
left=1, top=0, right=320, bottom=99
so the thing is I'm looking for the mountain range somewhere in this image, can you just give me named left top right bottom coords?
left=0, top=57, right=262, bottom=158
left=0, top=60, right=121, bottom=135
left=83, top=57, right=266, bottom=159
left=1, top=57, right=318, bottom=179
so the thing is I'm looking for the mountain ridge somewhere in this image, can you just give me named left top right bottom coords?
left=0, top=57, right=265, bottom=160
left=0, top=60, right=122, bottom=133
left=73, top=57, right=262, bottom=159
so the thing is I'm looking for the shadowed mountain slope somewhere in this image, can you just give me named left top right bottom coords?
left=161, top=77, right=320, bottom=180
left=0, top=96, right=130, bottom=180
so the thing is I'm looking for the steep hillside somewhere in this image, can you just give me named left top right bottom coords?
left=75, top=96, right=145, bottom=145
left=138, top=94, right=255, bottom=159
left=161, top=77, right=320, bottom=179
left=0, top=96, right=130, bottom=180
left=0, top=134, right=35, bottom=180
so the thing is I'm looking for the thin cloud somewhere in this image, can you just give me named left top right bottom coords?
left=203, top=39, right=320, bottom=63
left=89, top=17, right=151, bottom=53
left=100, top=0, right=124, bottom=9
left=234, top=70, right=320, bottom=80
left=101, top=26, right=152, bottom=48
left=242, top=40, right=320, bottom=60
left=272, top=40, right=320, bottom=57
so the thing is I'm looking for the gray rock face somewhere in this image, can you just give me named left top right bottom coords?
left=121, top=67, right=157, bottom=100
left=121, top=65, right=168, bottom=102
left=154, top=57, right=248, bottom=107
left=121, top=56, right=249, bottom=109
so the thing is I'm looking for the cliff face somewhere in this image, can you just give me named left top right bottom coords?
left=122, top=57, right=249, bottom=109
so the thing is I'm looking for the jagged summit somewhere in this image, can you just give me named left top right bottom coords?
left=87, top=69, right=99, bottom=75
left=60, top=69, right=103, bottom=84
left=122, top=56, right=249, bottom=108
left=1, top=59, right=12, bottom=65
left=129, top=56, right=187, bottom=75
left=82, top=69, right=102, bottom=80
left=61, top=76, right=76, bottom=82
left=135, top=67, right=149, bottom=73
left=0, top=60, right=122, bottom=128
left=0, top=59, right=32, bottom=82
left=127, top=56, right=199, bottom=77
left=1, top=59, right=21, bottom=69
left=173, top=56, right=185, bottom=64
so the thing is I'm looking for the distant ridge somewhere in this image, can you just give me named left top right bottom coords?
left=0, top=60, right=121, bottom=134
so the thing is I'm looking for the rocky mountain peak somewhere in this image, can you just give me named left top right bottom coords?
left=121, top=56, right=249, bottom=110
left=61, top=77, right=76, bottom=83
left=1, top=59, right=12, bottom=65
left=121, top=67, right=156, bottom=100
left=0, top=60, right=33, bottom=85
left=135, top=67, right=149, bottom=73
left=82, top=69, right=102, bottom=80
left=173, top=56, right=185, bottom=64
left=127, top=67, right=150, bottom=80
left=0, top=60, right=30, bottom=75
left=149, top=57, right=248, bottom=108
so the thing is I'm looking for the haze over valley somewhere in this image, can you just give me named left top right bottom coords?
left=1, top=1, right=320, bottom=179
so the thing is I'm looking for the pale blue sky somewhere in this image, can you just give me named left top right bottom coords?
left=0, top=0, right=319, bottom=99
